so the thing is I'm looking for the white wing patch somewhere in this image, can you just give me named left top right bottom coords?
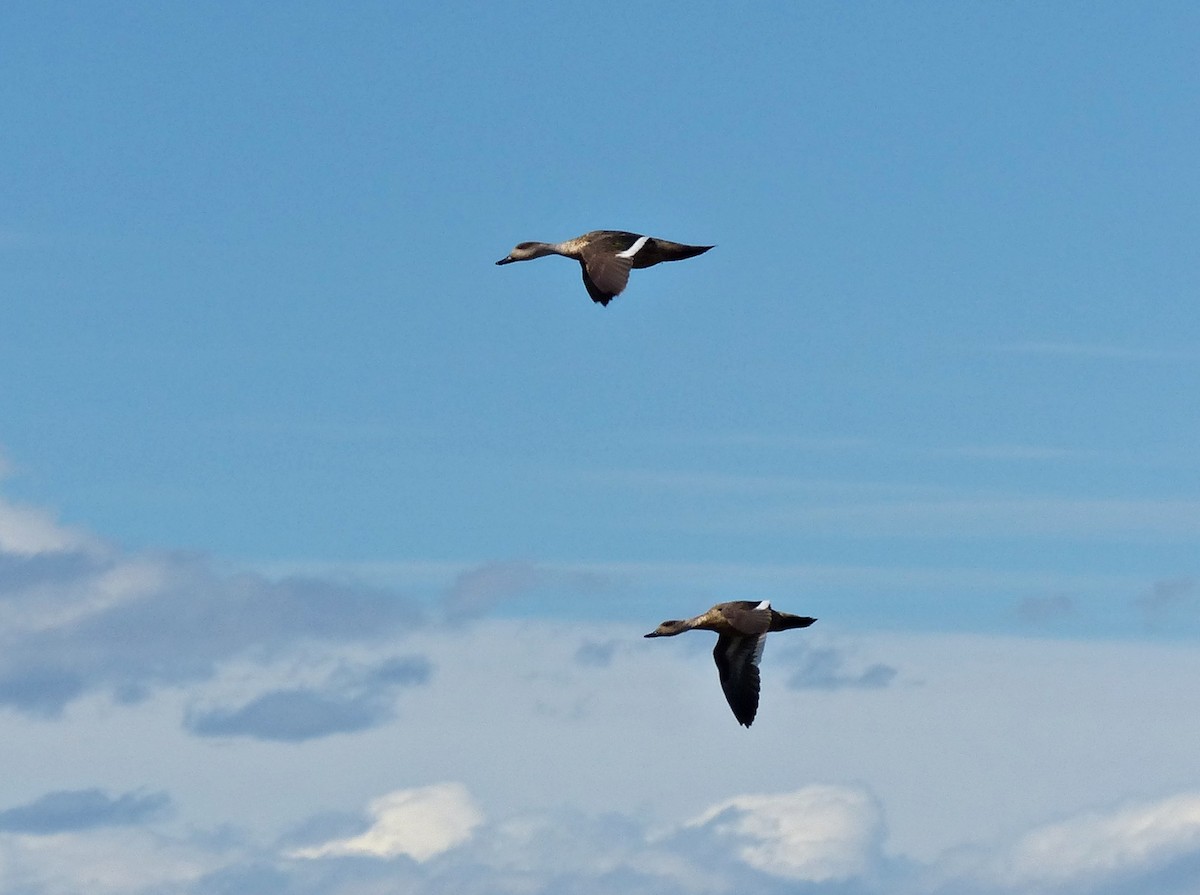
left=755, top=600, right=770, bottom=610
left=751, top=632, right=767, bottom=666
left=616, top=235, right=650, bottom=259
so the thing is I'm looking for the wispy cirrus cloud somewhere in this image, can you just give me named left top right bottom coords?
left=930, top=443, right=1101, bottom=462
left=992, top=341, right=1199, bottom=362
left=576, top=460, right=1200, bottom=545
left=741, top=495, right=1200, bottom=541
left=442, top=560, right=611, bottom=621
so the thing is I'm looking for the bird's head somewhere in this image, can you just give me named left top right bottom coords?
left=644, top=619, right=689, bottom=638
left=495, top=242, right=555, bottom=265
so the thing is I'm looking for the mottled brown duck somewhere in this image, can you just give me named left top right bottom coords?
left=496, top=230, right=713, bottom=306
left=645, top=600, right=816, bottom=728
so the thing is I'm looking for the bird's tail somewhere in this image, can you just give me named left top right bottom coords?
left=773, top=612, right=817, bottom=630
left=645, top=241, right=714, bottom=264
left=668, top=243, right=715, bottom=261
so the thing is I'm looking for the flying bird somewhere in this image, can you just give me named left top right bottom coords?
left=645, top=600, right=816, bottom=728
left=495, top=230, right=714, bottom=306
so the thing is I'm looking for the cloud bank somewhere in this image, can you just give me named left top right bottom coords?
left=3, top=481, right=1200, bottom=895
left=10, top=782, right=1200, bottom=895
left=0, top=494, right=425, bottom=718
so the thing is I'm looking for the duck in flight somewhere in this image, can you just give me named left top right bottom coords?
left=495, top=230, right=714, bottom=306
left=645, top=601, right=816, bottom=728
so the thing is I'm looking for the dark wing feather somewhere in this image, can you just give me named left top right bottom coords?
left=717, top=601, right=773, bottom=636
left=580, top=253, right=632, bottom=303
left=713, top=632, right=765, bottom=727
left=579, top=262, right=614, bottom=305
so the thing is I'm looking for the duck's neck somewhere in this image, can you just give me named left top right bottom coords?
left=549, top=237, right=589, bottom=259
left=528, top=241, right=568, bottom=260
left=686, top=609, right=724, bottom=632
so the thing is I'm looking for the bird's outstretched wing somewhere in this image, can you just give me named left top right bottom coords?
left=579, top=256, right=632, bottom=305
left=713, top=632, right=766, bottom=727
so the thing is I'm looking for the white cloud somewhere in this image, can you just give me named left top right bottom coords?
left=687, top=785, right=882, bottom=882
left=8, top=783, right=1200, bottom=895
left=0, top=512, right=426, bottom=714
left=7, top=556, right=169, bottom=636
left=0, top=496, right=99, bottom=557
left=291, top=783, right=484, bottom=861
left=998, top=792, right=1200, bottom=886
left=0, top=827, right=215, bottom=895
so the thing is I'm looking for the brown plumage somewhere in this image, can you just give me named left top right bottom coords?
left=644, top=600, right=816, bottom=728
left=495, top=230, right=714, bottom=306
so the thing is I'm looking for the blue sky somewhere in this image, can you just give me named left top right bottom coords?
left=2, top=3, right=1199, bottom=893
